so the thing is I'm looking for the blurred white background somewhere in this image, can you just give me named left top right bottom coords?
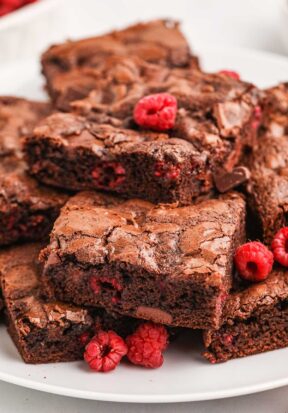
left=0, top=0, right=286, bottom=61
left=0, top=0, right=288, bottom=411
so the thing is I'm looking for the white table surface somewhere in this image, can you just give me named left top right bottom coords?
left=1, top=0, right=288, bottom=411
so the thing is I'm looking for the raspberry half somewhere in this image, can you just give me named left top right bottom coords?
left=133, top=93, right=177, bottom=131
left=218, top=70, right=240, bottom=80
left=234, top=241, right=273, bottom=282
left=84, top=330, right=127, bottom=372
left=126, top=322, right=168, bottom=368
left=272, top=227, right=288, bottom=267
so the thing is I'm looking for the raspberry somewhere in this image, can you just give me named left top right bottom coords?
left=271, top=227, right=288, bottom=267
left=126, top=322, right=168, bottom=368
left=84, top=330, right=127, bottom=372
left=218, top=70, right=240, bottom=80
left=92, top=162, right=126, bottom=189
left=154, top=161, right=181, bottom=180
left=90, top=276, right=122, bottom=295
left=133, top=93, right=177, bottom=131
left=234, top=241, right=273, bottom=282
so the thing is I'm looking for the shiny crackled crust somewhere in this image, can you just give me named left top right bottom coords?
left=24, top=70, right=258, bottom=204
left=0, top=96, right=51, bottom=157
left=246, top=83, right=288, bottom=243
left=41, top=19, right=198, bottom=109
left=40, top=191, right=246, bottom=330
left=203, top=269, right=288, bottom=363
left=0, top=243, right=93, bottom=364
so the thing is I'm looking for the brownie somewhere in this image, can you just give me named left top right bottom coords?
left=0, top=96, right=68, bottom=246
left=1, top=243, right=145, bottom=364
left=1, top=243, right=93, bottom=363
left=203, top=268, right=288, bottom=362
left=41, top=19, right=199, bottom=110
left=246, top=83, right=288, bottom=243
left=0, top=96, right=51, bottom=157
left=40, top=191, right=246, bottom=330
left=24, top=69, right=258, bottom=204
left=0, top=156, right=68, bottom=246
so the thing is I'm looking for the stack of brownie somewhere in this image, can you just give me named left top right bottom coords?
left=1, top=19, right=288, bottom=370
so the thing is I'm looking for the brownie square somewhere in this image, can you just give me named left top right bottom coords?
left=1, top=243, right=93, bottom=363
left=41, top=19, right=199, bottom=110
left=40, top=191, right=246, bottom=330
left=203, top=268, right=288, bottom=362
left=0, top=96, right=68, bottom=246
left=24, top=69, right=258, bottom=204
left=246, top=83, right=288, bottom=243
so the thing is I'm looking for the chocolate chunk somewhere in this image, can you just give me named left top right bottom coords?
left=214, top=166, right=251, bottom=193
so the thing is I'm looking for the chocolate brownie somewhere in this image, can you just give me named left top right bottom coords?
left=41, top=19, right=199, bottom=110
left=203, top=268, right=288, bottom=362
left=0, top=95, right=68, bottom=245
left=246, top=83, right=288, bottom=243
left=0, top=156, right=68, bottom=246
left=1, top=243, right=93, bottom=363
left=0, top=96, right=51, bottom=157
left=24, top=70, right=258, bottom=204
left=40, top=191, right=246, bottom=330
left=1, top=243, right=145, bottom=364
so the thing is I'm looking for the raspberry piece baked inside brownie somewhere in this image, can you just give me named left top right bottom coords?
left=203, top=268, right=288, bottom=363
left=41, top=19, right=199, bottom=110
left=40, top=191, right=246, bottom=330
left=24, top=69, right=258, bottom=204
left=246, top=83, right=288, bottom=243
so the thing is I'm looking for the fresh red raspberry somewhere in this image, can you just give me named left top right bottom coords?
left=218, top=70, right=240, bottom=80
left=234, top=241, right=273, bottom=282
left=133, top=93, right=177, bottom=131
left=271, top=227, right=288, bottom=267
left=84, top=330, right=127, bottom=372
left=126, top=322, right=168, bottom=368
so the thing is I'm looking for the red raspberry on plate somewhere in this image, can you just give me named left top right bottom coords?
left=271, top=227, right=288, bottom=267
left=218, top=70, right=240, bottom=80
left=234, top=241, right=273, bottom=282
left=133, top=93, right=177, bottom=131
left=84, top=330, right=127, bottom=372
left=126, top=322, right=168, bottom=368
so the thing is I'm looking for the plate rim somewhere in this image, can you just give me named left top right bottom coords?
left=0, top=46, right=288, bottom=403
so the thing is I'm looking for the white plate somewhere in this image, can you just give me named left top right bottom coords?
left=0, top=47, right=288, bottom=403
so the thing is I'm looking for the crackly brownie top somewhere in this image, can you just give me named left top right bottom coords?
left=29, top=113, right=208, bottom=166
left=0, top=97, right=51, bottom=158
left=0, top=156, right=68, bottom=209
left=222, top=269, right=288, bottom=323
left=44, top=191, right=245, bottom=286
left=70, top=56, right=258, bottom=137
left=42, top=19, right=194, bottom=77
left=0, top=243, right=92, bottom=332
left=28, top=64, right=258, bottom=166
